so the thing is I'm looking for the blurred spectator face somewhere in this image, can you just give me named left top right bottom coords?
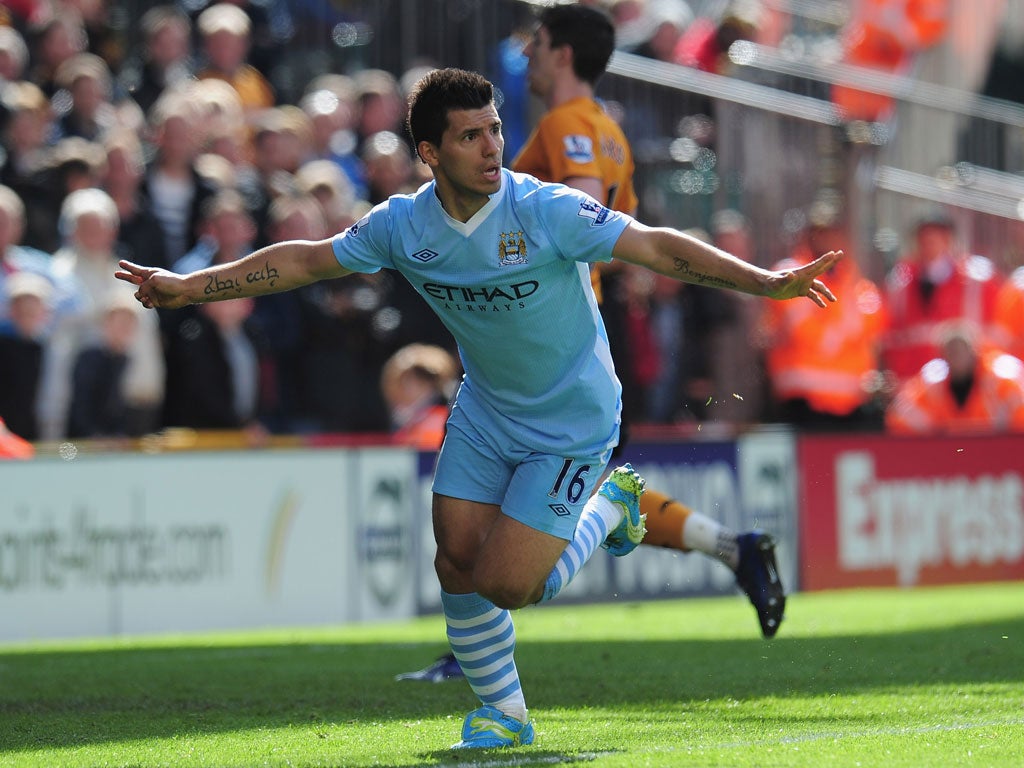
left=100, top=304, right=138, bottom=355
left=647, top=20, right=685, bottom=62
left=148, top=18, right=190, bottom=69
left=807, top=224, right=846, bottom=261
left=37, top=20, right=84, bottom=73
left=103, top=144, right=143, bottom=196
left=363, top=131, right=412, bottom=199
left=610, top=0, right=643, bottom=25
left=157, top=113, right=200, bottom=164
left=65, top=0, right=108, bottom=26
left=304, top=183, right=357, bottom=230
left=69, top=74, right=106, bottom=118
left=5, top=106, right=50, bottom=153
left=365, top=151, right=411, bottom=199
left=714, top=227, right=752, bottom=264
left=359, top=91, right=403, bottom=138
left=72, top=210, right=117, bottom=254
left=278, top=130, right=305, bottom=175
left=8, top=291, right=50, bottom=340
left=203, top=29, right=248, bottom=73
left=943, top=336, right=976, bottom=382
left=207, top=128, right=249, bottom=165
left=304, top=90, right=357, bottom=146
left=0, top=50, right=22, bottom=81
left=273, top=208, right=326, bottom=242
left=0, top=206, right=24, bottom=253
left=916, top=224, right=955, bottom=263
left=209, top=209, right=256, bottom=252
left=254, top=129, right=289, bottom=174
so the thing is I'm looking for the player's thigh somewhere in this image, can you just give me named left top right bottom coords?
left=432, top=492, right=501, bottom=574
left=473, top=513, right=569, bottom=604
left=501, top=451, right=609, bottom=539
left=432, top=416, right=512, bottom=507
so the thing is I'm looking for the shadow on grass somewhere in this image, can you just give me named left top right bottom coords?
left=0, top=615, right=1021, bottom=757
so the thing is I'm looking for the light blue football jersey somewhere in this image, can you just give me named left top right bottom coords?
left=331, top=169, right=632, bottom=454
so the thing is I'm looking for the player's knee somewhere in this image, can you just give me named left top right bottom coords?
left=434, top=547, right=473, bottom=589
left=473, top=570, right=537, bottom=610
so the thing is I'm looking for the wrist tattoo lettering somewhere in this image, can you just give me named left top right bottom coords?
left=673, top=258, right=737, bottom=289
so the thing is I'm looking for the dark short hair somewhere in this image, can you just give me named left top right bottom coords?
left=538, top=4, right=615, bottom=86
left=406, top=68, right=494, bottom=157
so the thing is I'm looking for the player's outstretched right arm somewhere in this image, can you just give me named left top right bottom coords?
left=115, top=239, right=351, bottom=310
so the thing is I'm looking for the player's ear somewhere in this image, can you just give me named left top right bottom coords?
left=416, top=140, right=440, bottom=168
left=554, top=41, right=573, bottom=68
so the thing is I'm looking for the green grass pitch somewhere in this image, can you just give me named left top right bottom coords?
left=1, top=582, right=1022, bottom=767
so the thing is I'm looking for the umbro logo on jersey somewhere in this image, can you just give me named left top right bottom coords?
left=549, top=503, right=572, bottom=517
left=411, top=248, right=439, bottom=262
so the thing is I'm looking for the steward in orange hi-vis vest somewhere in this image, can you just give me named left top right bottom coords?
left=761, top=249, right=887, bottom=419
left=832, top=0, right=949, bottom=121
left=885, top=324, right=1024, bottom=434
left=993, top=266, right=1024, bottom=362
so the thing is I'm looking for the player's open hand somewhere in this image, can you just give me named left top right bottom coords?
left=765, top=250, right=842, bottom=307
left=114, top=260, right=192, bottom=310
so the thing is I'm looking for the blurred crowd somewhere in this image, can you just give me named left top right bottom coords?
left=1, top=0, right=1023, bottom=456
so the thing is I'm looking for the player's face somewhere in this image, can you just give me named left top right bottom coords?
left=425, top=104, right=504, bottom=221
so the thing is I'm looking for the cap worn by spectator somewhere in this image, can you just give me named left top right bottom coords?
left=5, top=270, right=54, bottom=305
left=197, top=3, right=251, bottom=38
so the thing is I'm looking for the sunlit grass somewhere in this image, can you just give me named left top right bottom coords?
left=2, top=582, right=1022, bottom=767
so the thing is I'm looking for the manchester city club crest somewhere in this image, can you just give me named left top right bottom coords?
left=498, top=231, right=528, bottom=266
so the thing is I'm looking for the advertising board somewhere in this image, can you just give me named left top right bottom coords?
left=798, top=434, right=1024, bottom=590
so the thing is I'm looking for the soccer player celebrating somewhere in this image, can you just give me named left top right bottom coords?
left=403, top=10, right=787, bottom=697
left=117, top=68, right=838, bottom=748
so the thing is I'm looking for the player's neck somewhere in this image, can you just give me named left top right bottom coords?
left=433, top=181, right=490, bottom=224
left=547, top=77, right=594, bottom=110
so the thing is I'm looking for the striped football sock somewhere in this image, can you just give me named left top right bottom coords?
left=540, top=493, right=621, bottom=603
left=440, top=590, right=527, bottom=722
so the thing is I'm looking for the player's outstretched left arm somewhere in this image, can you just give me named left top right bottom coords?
left=613, top=221, right=840, bottom=306
left=115, top=238, right=350, bottom=310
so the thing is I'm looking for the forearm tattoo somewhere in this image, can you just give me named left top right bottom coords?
left=201, top=260, right=280, bottom=299
left=245, top=260, right=280, bottom=288
left=673, top=258, right=738, bottom=289
left=203, top=274, right=242, bottom=297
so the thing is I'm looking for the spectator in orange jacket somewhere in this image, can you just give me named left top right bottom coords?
left=758, top=199, right=888, bottom=428
left=381, top=343, right=460, bottom=451
left=831, top=0, right=948, bottom=122
left=885, top=321, right=1024, bottom=435
left=882, top=211, right=1004, bottom=384
left=993, top=265, right=1024, bottom=361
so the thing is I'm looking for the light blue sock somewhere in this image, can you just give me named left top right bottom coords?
left=441, top=590, right=526, bottom=721
left=541, top=494, right=620, bottom=602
